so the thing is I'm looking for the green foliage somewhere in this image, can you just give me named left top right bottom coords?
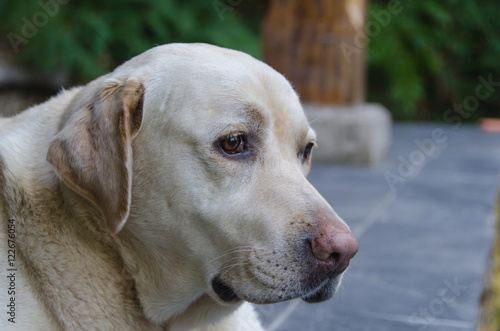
left=368, top=0, right=500, bottom=120
left=0, top=0, right=262, bottom=83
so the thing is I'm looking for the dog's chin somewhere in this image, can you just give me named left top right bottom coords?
left=301, top=278, right=338, bottom=303
left=211, top=275, right=341, bottom=305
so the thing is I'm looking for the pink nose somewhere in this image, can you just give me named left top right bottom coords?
left=309, top=222, right=358, bottom=275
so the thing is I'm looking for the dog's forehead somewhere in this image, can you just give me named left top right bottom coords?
left=191, top=58, right=313, bottom=144
left=128, top=44, right=314, bottom=142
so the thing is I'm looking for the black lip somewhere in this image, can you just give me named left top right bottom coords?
left=211, top=276, right=241, bottom=302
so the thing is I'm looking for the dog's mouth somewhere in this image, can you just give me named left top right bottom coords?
left=211, top=276, right=241, bottom=303
left=211, top=273, right=340, bottom=305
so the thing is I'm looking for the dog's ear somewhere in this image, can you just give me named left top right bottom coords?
left=47, top=78, right=144, bottom=233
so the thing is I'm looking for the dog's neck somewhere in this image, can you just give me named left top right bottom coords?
left=0, top=89, right=80, bottom=218
left=0, top=91, right=162, bottom=330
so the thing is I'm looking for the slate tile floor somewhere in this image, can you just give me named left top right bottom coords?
left=256, top=124, right=500, bottom=331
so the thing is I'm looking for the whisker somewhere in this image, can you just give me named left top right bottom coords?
left=201, top=246, right=254, bottom=270
left=219, top=262, right=249, bottom=279
left=202, top=246, right=252, bottom=263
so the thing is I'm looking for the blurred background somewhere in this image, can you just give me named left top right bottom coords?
left=0, top=0, right=499, bottom=121
left=1, top=1, right=499, bottom=330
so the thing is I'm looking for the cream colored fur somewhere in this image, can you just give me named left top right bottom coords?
left=0, top=43, right=352, bottom=330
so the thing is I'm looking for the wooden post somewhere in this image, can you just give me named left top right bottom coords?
left=262, top=0, right=366, bottom=105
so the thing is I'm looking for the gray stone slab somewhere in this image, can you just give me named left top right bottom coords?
left=304, top=103, right=392, bottom=164
left=256, top=123, right=500, bottom=331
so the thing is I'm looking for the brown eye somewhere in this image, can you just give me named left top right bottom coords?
left=303, top=142, right=314, bottom=161
left=220, top=135, right=244, bottom=154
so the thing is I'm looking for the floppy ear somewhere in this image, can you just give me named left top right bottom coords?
left=47, top=78, right=144, bottom=233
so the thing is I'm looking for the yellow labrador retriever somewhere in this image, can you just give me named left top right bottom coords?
left=0, top=43, right=358, bottom=330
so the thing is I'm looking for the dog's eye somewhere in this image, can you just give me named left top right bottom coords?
left=220, top=135, right=244, bottom=154
left=303, top=142, right=314, bottom=161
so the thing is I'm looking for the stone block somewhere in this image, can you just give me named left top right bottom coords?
left=304, top=103, right=392, bottom=164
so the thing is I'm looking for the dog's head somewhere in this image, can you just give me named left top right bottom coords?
left=48, top=43, right=357, bottom=316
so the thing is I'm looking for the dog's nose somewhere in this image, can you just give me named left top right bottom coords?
left=309, top=222, right=358, bottom=274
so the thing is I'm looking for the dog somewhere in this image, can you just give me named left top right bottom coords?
left=0, top=43, right=358, bottom=330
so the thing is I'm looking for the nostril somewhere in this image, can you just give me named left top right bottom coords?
left=326, top=252, right=341, bottom=264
